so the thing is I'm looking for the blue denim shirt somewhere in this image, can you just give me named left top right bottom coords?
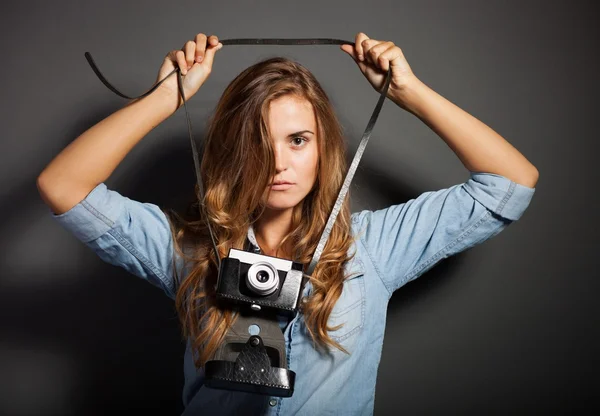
left=49, top=172, right=535, bottom=415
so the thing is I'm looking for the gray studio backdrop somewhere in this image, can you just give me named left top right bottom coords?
left=1, top=0, right=597, bottom=415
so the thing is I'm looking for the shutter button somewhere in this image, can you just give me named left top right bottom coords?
left=269, top=399, right=277, bottom=407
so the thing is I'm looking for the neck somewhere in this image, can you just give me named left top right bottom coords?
left=254, top=208, right=294, bottom=258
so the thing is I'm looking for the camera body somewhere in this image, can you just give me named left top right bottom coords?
left=205, top=248, right=303, bottom=397
left=215, top=248, right=305, bottom=316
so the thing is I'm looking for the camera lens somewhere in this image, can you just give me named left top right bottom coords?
left=256, top=270, right=270, bottom=283
left=247, top=262, right=279, bottom=296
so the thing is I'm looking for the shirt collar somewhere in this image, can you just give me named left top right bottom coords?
left=246, top=223, right=262, bottom=254
left=246, top=223, right=301, bottom=262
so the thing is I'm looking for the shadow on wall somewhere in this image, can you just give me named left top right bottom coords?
left=0, top=134, right=201, bottom=416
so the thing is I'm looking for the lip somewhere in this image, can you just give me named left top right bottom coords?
left=270, top=183, right=294, bottom=190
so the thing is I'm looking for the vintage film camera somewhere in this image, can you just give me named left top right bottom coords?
left=215, top=248, right=305, bottom=314
left=203, top=248, right=305, bottom=397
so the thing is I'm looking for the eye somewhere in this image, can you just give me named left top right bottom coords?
left=291, top=136, right=308, bottom=147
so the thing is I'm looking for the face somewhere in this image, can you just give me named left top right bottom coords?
left=263, top=95, right=319, bottom=212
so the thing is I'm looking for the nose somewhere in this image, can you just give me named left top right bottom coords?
left=273, top=142, right=288, bottom=173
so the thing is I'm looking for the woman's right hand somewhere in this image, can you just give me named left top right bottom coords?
left=156, top=33, right=223, bottom=109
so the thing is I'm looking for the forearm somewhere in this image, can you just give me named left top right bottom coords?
left=37, top=86, right=179, bottom=213
left=391, top=77, right=539, bottom=188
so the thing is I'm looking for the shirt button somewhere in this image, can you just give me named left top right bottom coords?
left=269, top=399, right=277, bottom=407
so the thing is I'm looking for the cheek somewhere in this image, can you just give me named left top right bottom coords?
left=299, top=148, right=319, bottom=180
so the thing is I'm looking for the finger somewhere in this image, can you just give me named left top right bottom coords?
left=360, top=39, right=378, bottom=65
left=375, top=44, right=400, bottom=72
left=202, top=38, right=223, bottom=69
left=183, top=40, right=195, bottom=70
left=175, top=50, right=188, bottom=75
left=355, top=32, right=370, bottom=61
left=340, top=44, right=358, bottom=61
left=207, top=34, right=219, bottom=48
left=365, top=41, right=395, bottom=69
left=340, top=44, right=368, bottom=72
left=194, top=33, right=207, bottom=63
left=165, top=50, right=177, bottom=71
left=361, top=39, right=385, bottom=65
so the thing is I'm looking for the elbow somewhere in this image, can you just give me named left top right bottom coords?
left=529, top=166, right=540, bottom=187
left=36, top=171, right=58, bottom=197
left=36, top=174, right=54, bottom=211
left=36, top=173, right=60, bottom=207
left=521, top=166, right=539, bottom=188
left=36, top=172, right=50, bottom=197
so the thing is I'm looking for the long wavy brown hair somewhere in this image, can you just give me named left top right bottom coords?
left=162, top=56, right=360, bottom=368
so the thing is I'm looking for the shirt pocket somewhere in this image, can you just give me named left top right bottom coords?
left=327, top=258, right=366, bottom=350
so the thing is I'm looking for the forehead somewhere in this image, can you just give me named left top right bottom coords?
left=267, top=95, right=316, bottom=134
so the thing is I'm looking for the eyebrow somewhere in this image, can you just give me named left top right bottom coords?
left=287, top=130, right=314, bottom=137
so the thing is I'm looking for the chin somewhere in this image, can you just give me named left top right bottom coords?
left=265, top=201, right=299, bottom=211
left=265, top=195, right=305, bottom=211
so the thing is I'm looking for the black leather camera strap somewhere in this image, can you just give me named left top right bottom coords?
left=84, top=37, right=392, bottom=279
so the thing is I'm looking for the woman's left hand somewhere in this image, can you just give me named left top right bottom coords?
left=341, top=32, right=418, bottom=102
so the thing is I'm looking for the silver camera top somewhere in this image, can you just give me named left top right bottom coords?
left=228, top=248, right=295, bottom=271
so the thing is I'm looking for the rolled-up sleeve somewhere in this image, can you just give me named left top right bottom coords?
left=49, top=183, right=180, bottom=299
left=352, top=172, right=536, bottom=296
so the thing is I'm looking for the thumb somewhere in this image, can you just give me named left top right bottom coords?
left=340, top=44, right=359, bottom=62
left=201, top=42, right=223, bottom=69
left=340, top=44, right=367, bottom=72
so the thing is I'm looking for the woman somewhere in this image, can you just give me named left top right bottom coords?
left=37, top=32, right=538, bottom=415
